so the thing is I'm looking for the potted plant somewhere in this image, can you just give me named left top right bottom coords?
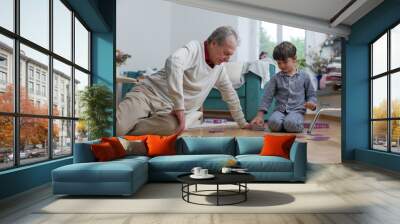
left=79, top=84, right=113, bottom=140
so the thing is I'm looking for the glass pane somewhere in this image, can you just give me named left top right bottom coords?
left=0, top=116, right=14, bottom=170
left=20, top=0, right=49, bottom=49
left=20, top=117, right=49, bottom=165
left=74, top=69, right=89, bottom=118
left=75, top=18, right=89, bottom=70
left=391, top=72, right=400, bottom=118
left=391, top=120, right=400, bottom=153
left=372, top=33, right=387, bottom=76
left=0, top=0, right=14, bottom=31
left=0, top=34, right=14, bottom=112
left=53, top=119, right=72, bottom=157
left=372, top=121, right=388, bottom=151
left=20, top=44, right=49, bottom=115
left=75, top=120, right=88, bottom=143
left=53, top=59, right=72, bottom=117
left=260, top=22, right=277, bottom=59
left=372, top=77, right=387, bottom=119
left=391, top=24, right=400, bottom=70
left=283, top=25, right=305, bottom=59
left=53, top=0, right=72, bottom=60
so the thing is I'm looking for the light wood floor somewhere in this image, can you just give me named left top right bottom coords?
left=1, top=162, right=400, bottom=224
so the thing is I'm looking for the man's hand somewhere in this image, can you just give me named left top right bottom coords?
left=171, top=110, right=186, bottom=134
left=250, top=111, right=265, bottom=127
left=304, top=101, right=317, bottom=111
left=242, top=123, right=252, bottom=129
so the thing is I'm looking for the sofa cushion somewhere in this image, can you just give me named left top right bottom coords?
left=236, top=137, right=263, bottom=155
left=52, top=158, right=148, bottom=183
left=149, top=154, right=235, bottom=172
left=147, top=134, right=178, bottom=157
left=260, top=134, right=296, bottom=159
left=177, top=137, right=235, bottom=155
left=101, top=137, right=127, bottom=158
left=236, top=155, right=293, bottom=172
left=90, top=142, right=118, bottom=162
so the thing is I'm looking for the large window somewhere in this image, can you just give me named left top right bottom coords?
left=370, top=23, right=400, bottom=153
left=0, top=0, right=91, bottom=171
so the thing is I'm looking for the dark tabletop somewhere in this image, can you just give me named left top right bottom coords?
left=177, top=172, right=255, bottom=185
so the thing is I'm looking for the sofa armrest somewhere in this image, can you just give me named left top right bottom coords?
left=73, top=140, right=100, bottom=163
left=289, top=141, right=307, bottom=181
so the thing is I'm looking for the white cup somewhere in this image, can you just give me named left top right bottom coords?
left=191, top=167, right=202, bottom=176
left=221, top=167, right=232, bottom=174
left=200, top=169, right=208, bottom=176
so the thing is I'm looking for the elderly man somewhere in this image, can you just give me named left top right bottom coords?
left=117, top=26, right=250, bottom=136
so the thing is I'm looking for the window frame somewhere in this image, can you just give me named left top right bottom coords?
left=0, top=0, right=92, bottom=171
left=370, top=20, right=400, bottom=154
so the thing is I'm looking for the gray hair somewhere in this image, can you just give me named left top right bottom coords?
left=207, top=26, right=239, bottom=45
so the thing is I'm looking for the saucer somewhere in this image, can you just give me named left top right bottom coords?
left=190, top=174, right=215, bottom=179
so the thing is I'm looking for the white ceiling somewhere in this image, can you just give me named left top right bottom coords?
left=226, top=0, right=353, bottom=23
left=166, top=0, right=384, bottom=36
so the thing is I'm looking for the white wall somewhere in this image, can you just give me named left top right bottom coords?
left=169, top=3, right=238, bottom=60
left=117, top=0, right=172, bottom=73
left=117, top=0, right=257, bottom=72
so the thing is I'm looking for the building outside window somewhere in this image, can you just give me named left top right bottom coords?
left=0, top=0, right=91, bottom=170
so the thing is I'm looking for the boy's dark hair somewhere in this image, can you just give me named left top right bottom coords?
left=273, top=41, right=297, bottom=61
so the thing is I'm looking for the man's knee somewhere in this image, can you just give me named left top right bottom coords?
left=283, top=119, right=303, bottom=133
left=129, top=114, right=179, bottom=136
left=268, top=119, right=283, bottom=132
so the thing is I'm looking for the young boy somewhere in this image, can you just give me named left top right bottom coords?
left=251, top=41, right=317, bottom=133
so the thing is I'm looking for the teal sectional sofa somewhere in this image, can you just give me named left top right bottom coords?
left=52, top=136, right=307, bottom=196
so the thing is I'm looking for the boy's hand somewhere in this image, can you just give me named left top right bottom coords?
left=250, top=111, right=265, bottom=127
left=304, top=101, right=317, bottom=111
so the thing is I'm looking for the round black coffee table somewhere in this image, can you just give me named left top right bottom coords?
left=177, top=173, right=255, bottom=206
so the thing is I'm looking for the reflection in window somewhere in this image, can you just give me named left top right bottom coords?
left=75, top=18, right=89, bottom=70
left=391, top=24, right=400, bottom=70
left=372, top=77, right=387, bottom=119
left=20, top=44, right=49, bottom=115
left=53, top=119, right=72, bottom=158
left=53, top=0, right=72, bottom=60
left=391, top=120, right=400, bottom=153
left=391, top=72, right=400, bottom=118
left=0, top=116, right=13, bottom=169
left=53, top=59, right=72, bottom=117
left=20, top=0, right=49, bottom=49
left=372, top=34, right=387, bottom=76
left=372, top=121, right=388, bottom=151
left=19, top=117, right=49, bottom=165
left=0, top=0, right=14, bottom=31
left=74, top=69, right=89, bottom=118
left=0, top=34, right=14, bottom=113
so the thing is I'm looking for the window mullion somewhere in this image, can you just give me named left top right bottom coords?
left=48, top=0, right=54, bottom=160
left=13, top=0, right=21, bottom=167
left=71, top=10, right=76, bottom=153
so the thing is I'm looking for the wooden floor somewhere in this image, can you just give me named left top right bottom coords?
left=1, top=162, right=400, bottom=224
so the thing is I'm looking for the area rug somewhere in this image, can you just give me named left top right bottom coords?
left=37, top=183, right=362, bottom=214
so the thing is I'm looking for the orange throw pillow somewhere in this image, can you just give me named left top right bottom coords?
left=146, top=134, right=178, bottom=157
left=91, top=142, right=117, bottom=162
left=101, top=137, right=126, bottom=158
left=124, top=135, right=148, bottom=141
left=260, top=134, right=296, bottom=159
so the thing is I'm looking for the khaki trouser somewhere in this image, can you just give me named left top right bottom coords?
left=116, top=86, right=178, bottom=136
